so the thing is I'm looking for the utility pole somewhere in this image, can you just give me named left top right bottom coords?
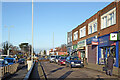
left=5, top=26, right=13, bottom=56
left=32, top=0, right=34, bottom=62
left=53, top=32, right=54, bottom=49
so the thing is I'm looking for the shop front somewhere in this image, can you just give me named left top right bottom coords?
left=67, top=43, right=72, bottom=55
left=77, top=40, right=86, bottom=61
left=71, top=44, right=77, bottom=56
left=98, top=33, right=119, bottom=67
left=86, top=37, right=98, bottom=64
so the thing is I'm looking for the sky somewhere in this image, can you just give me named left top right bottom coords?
left=2, top=2, right=111, bottom=53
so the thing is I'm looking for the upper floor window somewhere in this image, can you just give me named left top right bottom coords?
left=80, top=26, right=86, bottom=38
left=73, top=31, right=78, bottom=41
left=101, top=7, right=116, bottom=29
left=88, top=19, right=97, bottom=34
left=68, top=37, right=70, bottom=43
left=93, top=22, right=97, bottom=32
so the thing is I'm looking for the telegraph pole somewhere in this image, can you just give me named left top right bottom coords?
left=32, top=0, right=34, bottom=62
left=53, top=32, right=54, bottom=49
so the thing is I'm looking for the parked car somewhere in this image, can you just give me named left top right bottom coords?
left=58, top=56, right=67, bottom=65
left=0, top=59, right=8, bottom=67
left=55, top=56, right=61, bottom=64
left=49, top=55, right=56, bottom=63
left=4, top=57, right=16, bottom=65
left=65, top=56, right=84, bottom=68
left=18, top=58, right=25, bottom=64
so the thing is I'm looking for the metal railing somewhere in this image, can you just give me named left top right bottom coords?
left=0, top=63, right=19, bottom=80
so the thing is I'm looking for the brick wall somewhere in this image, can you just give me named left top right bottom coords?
left=72, top=1, right=119, bottom=45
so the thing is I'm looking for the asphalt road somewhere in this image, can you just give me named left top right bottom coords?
left=41, top=61, right=118, bottom=80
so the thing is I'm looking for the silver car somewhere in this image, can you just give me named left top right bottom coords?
left=49, top=55, right=56, bottom=63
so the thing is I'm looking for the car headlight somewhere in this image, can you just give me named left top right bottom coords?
left=81, top=62, right=83, bottom=63
left=71, top=62, right=74, bottom=64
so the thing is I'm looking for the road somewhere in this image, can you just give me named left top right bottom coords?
left=41, top=61, right=118, bottom=80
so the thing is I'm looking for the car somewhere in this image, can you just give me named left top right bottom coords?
left=18, top=58, right=25, bottom=64
left=65, top=56, right=84, bottom=68
left=4, top=57, right=16, bottom=65
left=0, top=59, right=8, bottom=67
left=55, top=56, right=61, bottom=64
left=49, top=55, right=56, bottom=63
left=58, top=56, right=67, bottom=65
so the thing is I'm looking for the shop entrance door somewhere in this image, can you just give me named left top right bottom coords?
left=88, top=45, right=97, bottom=64
left=81, top=51, right=85, bottom=62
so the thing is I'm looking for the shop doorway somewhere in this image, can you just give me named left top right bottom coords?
left=100, top=46, right=116, bottom=65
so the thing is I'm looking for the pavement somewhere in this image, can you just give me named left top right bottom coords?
left=5, top=65, right=28, bottom=80
left=41, top=61, right=118, bottom=80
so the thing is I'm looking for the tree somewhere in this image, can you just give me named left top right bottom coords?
left=11, top=46, right=19, bottom=55
left=44, top=50, right=46, bottom=55
left=19, top=43, right=29, bottom=53
left=2, top=41, right=13, bottom=55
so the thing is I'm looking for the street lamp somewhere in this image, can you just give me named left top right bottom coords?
left=4, top=26, right=13, bottom=56
left=32, top=0, right=34, bottom=62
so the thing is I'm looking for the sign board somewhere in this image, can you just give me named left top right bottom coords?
left=78, top=40, right=86, bottom=48
left=110, top=33, right=117, bottom=41
left=86, top=37, right=98, bottom=45
left=99, top=35, right=115, bottom=47
left=118, top=32, right=120, bottom=40
left=73, top=44, right=77, bottom=49
left=92, top=38, right=98, bottom=45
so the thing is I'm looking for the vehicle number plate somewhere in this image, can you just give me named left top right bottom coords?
left=76, top=64, right=80, bottom=66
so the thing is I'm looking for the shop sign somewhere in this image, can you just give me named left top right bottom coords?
left=118, top=32, right=120, bottom=40
left=86, top=37, right=98, bottom=45
left=78, top=40, right=86, bottom=48
left=86, top=37, right=94, bottom=45
left=92, top=38, right=98, bottom=45
left=73, top=44, right=77, bottom=49
left=110, top=33, right=117, bottom=41
left=99, top=35, right=114, bottom=47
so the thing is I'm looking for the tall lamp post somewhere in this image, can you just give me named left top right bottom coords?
left=5, top=26, right=13, bottom=56
left=32, top=0, right=34, bottom=62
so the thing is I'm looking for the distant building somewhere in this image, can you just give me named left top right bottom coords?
left=46, top=50, right=50, bottom=56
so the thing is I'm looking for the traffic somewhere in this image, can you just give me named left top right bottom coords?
left=49, top=55, right=84, bottom=68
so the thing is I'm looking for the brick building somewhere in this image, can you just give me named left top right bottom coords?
left=69, top=1, right=120, bottom=67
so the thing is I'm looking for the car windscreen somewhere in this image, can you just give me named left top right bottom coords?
left=61, top=57, right=66, bottom=59
left=6, top=59, right=14, bottom=63
left=56, top=56, right=60, bottom=59
left=51, top=56, right=55, bottom=58
left=70, top=57, right=80, bottom=60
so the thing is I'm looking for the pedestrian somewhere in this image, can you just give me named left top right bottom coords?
left=106, top=53, right=114, bottom=76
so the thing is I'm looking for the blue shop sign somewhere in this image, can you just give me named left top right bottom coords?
left=86, top=37, right=98, bottom=45
left=99, top=35, right=114, bottom=47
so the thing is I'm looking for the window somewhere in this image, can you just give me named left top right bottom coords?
left=89, top=25, right=92, bottom=34
left=70, top=36, right=72, bottom=42
left=73, top=31, right=78, bottom=41
left=101, top=7, right=116, bottom=29
left=68, top=37, right=70, bottom=43
left=102, top=16, right=107, bottom=28
left=88, top=19, right=97, bottom=34
left=93, top=22, right=97, bottom=32
left=80, top=26, right=86, bottom=38
left=109, top=12, right=115, bottom=26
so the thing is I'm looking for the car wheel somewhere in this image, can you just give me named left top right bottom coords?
left=81, top=64, right=84, bottom=68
